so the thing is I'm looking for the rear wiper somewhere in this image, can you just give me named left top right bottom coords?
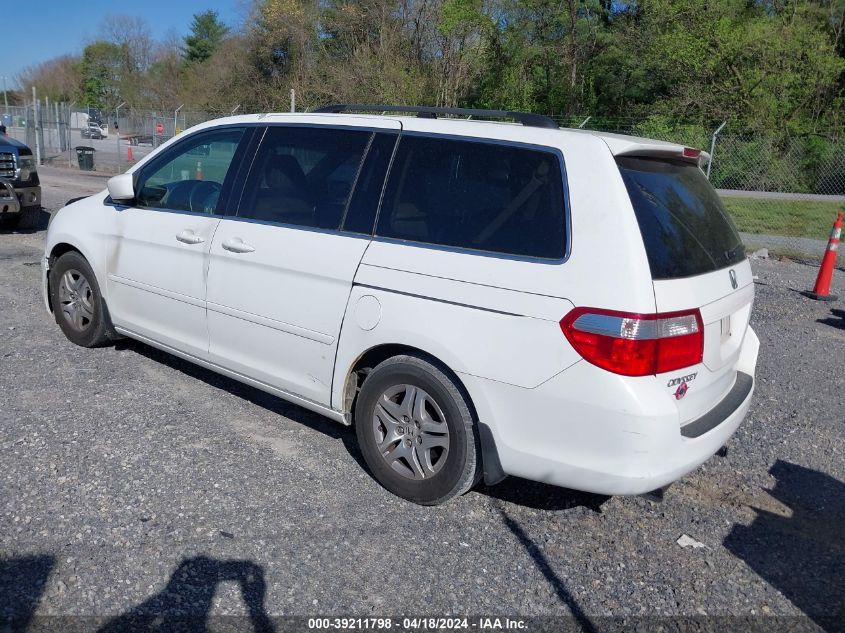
left=723, top=243, right=742, bottom=262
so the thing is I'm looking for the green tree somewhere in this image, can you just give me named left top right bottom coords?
left=469, top=0, right=607, bottom=115
left=11, top=0, right=845, bottom=135
left=80, top=41, right=126, bottom=110
left=16, top=55, right=82, bottom=102
left=586, top=0, right=845, bottom=132
left=183, top=10, right=229, bottom=64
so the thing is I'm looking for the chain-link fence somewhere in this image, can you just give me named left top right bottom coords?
left=706, top=134, right=845, bottom=262
left=3, top=100, right=842, bottom=261
left=4, top=102, right=77, bottom=168
left=2, top=103, right=230, bottom=174
left=560, top=116, right=845, bottom=262
left=3, top=104, right=49, bottom=158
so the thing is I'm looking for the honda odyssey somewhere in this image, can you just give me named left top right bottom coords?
left=42, top=105, right=758, bottom=504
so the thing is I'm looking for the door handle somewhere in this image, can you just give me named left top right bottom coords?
left=221, top=237, right=256, bottom=254
left=176, top=230, right=205, bottom=245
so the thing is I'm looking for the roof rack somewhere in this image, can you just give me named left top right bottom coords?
left=311, top=104, right=559, bottom=130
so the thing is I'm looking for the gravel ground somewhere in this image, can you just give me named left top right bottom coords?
left=740, top=232, right=832, bottom=262
left=1, top=172, right=843, bottom=632
left=38, top=166, right=111, bottom=212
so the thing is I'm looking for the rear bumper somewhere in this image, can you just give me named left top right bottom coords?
left=680, top=372, right=753, bottom=438
left=462, top=326, right=760, bottom=496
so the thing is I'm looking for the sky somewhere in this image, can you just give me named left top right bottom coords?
left=1, top=0, right=245, bottom=88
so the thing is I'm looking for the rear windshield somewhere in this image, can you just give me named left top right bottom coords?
left=617, top=156, right=745, bottom=279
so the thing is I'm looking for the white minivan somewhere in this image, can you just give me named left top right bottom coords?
left=42, top=105, right=758, bottom=505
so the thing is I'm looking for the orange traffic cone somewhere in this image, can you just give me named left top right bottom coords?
left=195, top=161, right=203, bottom=180
left=802, top=210, right=842, bottom=301
left=127, top=142, right=134, bottom=162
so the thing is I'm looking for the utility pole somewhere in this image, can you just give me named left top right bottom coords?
left=174, top=104, right=184, bottom=136
left=707, top=121, right=727, bottom=179
left=55, top=101, right=60, bottom=151
left=32, top=86, right=41, bottom=165
left=1, top=76, right=8, bottom=112
left=116, top=101, right=126, bottom=172
left=68, top=101, right=75, bottom=168
left=45, top=96, right=50, bottom=149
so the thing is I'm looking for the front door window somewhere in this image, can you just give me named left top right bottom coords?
left=136, top=128, right=245, bottom=214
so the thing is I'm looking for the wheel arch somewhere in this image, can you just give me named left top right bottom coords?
left=49, top=242, right=84, bottom=265
left=340, top=343, right=506, bottom=486
left=46, top=243, right=86, bottom=313
left=46, top=242, right=106, bottom=314
left=342, top=343, right=476, bottom=420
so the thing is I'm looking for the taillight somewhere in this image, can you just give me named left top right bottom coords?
left=559, top=307, right=704, bottom=377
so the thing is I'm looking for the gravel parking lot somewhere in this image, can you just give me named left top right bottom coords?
left=1, top=170, right=843, bottom=632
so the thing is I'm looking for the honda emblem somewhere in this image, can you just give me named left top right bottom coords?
left=729, top=269, right=738, bottom=290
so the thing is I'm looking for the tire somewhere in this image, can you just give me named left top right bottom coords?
left=354, top=355, right=481, bottom=505
left=49, top=251, right=117, bottom=347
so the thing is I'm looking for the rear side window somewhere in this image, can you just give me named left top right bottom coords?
left=617, top=156, right=745, bottom=279
left=376, top=136, right=566, bottom=259
left=238, top=126, right=371, bottom=230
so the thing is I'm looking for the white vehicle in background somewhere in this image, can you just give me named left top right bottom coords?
left=71, top=112, right=108, bottom=137
left=80, top=122, right=108, bottom=140
left=70, top=112, right=90, bottom=129
left=41, top=105, right=758, bottom=505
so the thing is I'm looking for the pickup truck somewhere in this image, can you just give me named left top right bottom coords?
left=0, top=135, right=42, bottom=230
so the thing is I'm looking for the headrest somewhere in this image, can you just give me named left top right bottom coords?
left=265, top=154, right=308, bottom=192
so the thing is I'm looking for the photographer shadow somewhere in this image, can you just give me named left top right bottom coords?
left=724, top=460, right=844, bottom=632
left=816, top=307, right=845, bottom=331
left=0, top=555, right=55, bottom=631
left=98, top=556, right=275, bottom=633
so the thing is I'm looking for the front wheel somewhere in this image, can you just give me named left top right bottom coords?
left=355, top=355, right=481, bottom=505
left=49, top=251, right=116, bottom=347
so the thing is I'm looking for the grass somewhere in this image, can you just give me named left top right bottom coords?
left=720, top=197, right=843, bottom=239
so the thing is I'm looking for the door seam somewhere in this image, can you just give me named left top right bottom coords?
left=204, top=218, right=223, bottom=355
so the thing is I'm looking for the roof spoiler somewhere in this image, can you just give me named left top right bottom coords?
left=614, top=146, right=711, bottom=169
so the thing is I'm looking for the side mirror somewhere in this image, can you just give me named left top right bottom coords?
left=107, top=173, right=135, bottom=202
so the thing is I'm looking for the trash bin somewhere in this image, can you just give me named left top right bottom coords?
left=75, top=146, right=95, bottom=171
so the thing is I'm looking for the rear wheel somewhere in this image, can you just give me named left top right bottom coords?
left=49, top=251, right=116, bottom=347
left=355, top=355, right=481, bottom=505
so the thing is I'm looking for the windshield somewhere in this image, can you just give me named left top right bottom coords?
left=617, top=156, right=745, bottom=280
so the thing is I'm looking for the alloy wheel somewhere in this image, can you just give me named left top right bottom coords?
left=58, top=269, right=95, bottom=332
left=372, top=384, right=451, bottom=480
